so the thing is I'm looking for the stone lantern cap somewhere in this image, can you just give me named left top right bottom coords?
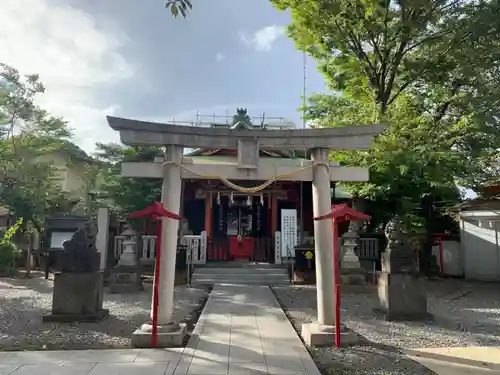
left=313, top=203, right=371, bottom=223
left=120, top=226, right=136, bottom=237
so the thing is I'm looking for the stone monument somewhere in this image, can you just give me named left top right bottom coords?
left=43, top=221, right=109, bottom=322
left=109, top=226, right=144, bottom=293
left=376, top=216, right=428, bottom=320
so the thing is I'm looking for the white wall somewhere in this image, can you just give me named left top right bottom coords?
left=460, top=212, right=500, bottom=281
left=432, top=240, right=462, bottom=277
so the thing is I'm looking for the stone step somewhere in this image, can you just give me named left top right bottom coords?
left=198, top=262, right=285, bottom=269
left=193, top=268, right=288, bottom=275
left=193, top=272, right=288, bottom=280
left=192, top=276, right=289, bottom=282
left=191, top=264, right=291, bottom=285
left=191, top=278, right=290, bottom=285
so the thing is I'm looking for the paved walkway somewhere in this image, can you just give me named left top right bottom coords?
left=175, top=284, right=321, bottom=375
left=0, top=285, right=320, bottom=375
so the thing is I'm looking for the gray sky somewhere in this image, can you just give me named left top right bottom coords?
left=0, top=0, right=327, bottom=152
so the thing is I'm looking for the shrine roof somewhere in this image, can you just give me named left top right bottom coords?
left=449, top=198, right=500, bottom=212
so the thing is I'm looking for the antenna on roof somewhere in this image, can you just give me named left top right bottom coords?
left=261, top=112, right=266, bottom=127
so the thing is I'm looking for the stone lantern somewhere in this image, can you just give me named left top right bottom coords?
left=117, top=226, right=137, bottom=267
left=341, top=230, right=361, bottom=269
left=109, top=225, right=142, bottom=293
left=340, top=229, right=366, bottom=285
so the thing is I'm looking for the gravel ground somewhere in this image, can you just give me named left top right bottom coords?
left=273, top=279, right=500, bottom=375
left=0, top=272, right=210, bottom=350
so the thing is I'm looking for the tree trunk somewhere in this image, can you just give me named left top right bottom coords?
left=420, top=195, right=438, bottom=276
left=25, top=233, right=32, bottom=277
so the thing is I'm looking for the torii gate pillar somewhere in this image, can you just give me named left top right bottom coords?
left=131, top=145, right=185, bottom=348
left=310, top=148, right=335, bottom=327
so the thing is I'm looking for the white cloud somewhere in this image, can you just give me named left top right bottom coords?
left=0, top=0, right=133, bottom=153
left=215, top=52, right=226, bottom=62
left=240, top=25, right=285, bottom=52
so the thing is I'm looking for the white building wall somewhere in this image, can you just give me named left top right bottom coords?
left=460, top=211, right=500, bottom=281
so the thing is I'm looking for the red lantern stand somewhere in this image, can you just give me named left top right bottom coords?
left=128, top=201, right=182, bottom=348
left=314, top=203, right=371, bottom=348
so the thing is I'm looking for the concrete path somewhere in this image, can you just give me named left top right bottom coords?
left=175, top=284, right=321, bottom=375
left=404, top=347, right=500, bottom=374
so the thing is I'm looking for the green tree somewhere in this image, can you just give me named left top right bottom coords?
left=0, top=64, right=73, bottom=230
left=283, top=0, right=500, bottom=198
left=94, top=143, right=162, bottom=218
left=272, top=0, right=500, bottom=271
left=0, top=218, right=23, bottom=273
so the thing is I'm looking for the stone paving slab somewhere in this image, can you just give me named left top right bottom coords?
left=176, top=284, right=321, bottom=375
left=0, top=348, right=183, bottom=375
left=404, top=347, right=500, bottom=374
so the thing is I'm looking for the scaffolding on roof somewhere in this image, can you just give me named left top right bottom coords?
left=167, top=111, right=296, bottom=129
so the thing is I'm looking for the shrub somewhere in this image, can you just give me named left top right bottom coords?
left=0, top=218, right=23, bottom=272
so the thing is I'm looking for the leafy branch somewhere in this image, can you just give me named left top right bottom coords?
left=165, top=0, right=192, bottom=18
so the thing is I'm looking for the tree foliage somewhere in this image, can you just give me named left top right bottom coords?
left=94, top=143, right=162, bottom=224
left=0, top=218, right=23, bottom=271
left=272, top=0, right=500, bottom=201
left=165, top=0, right=193, bottom=18
left=271, top=0, right=500, bottom=272
left=0, top=64, right=74, bottom=230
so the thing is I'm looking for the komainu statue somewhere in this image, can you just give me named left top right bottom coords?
left=60, top=221, right=100, bottom=273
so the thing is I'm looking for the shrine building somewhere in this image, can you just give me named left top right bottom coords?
left=178, top=110, right=315, bottom=263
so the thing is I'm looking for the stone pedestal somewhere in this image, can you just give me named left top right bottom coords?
left=377, top=272, right=428, bottom=321
left=301, top=323, right=359, bottom=347
left=341, top=268, right=366, bottom=285
left=131, top=322, right=187, bottom=348
left=375, top=217, right=429, bottom=321
left=43, top=272, right=109, bottom=322
left=109, top=268, right=144, bottom=293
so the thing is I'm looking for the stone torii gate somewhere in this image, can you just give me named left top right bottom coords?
left=107, top=115, right=384, bottom=346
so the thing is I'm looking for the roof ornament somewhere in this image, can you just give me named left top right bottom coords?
left=231, top=108, right=252, bottom=129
